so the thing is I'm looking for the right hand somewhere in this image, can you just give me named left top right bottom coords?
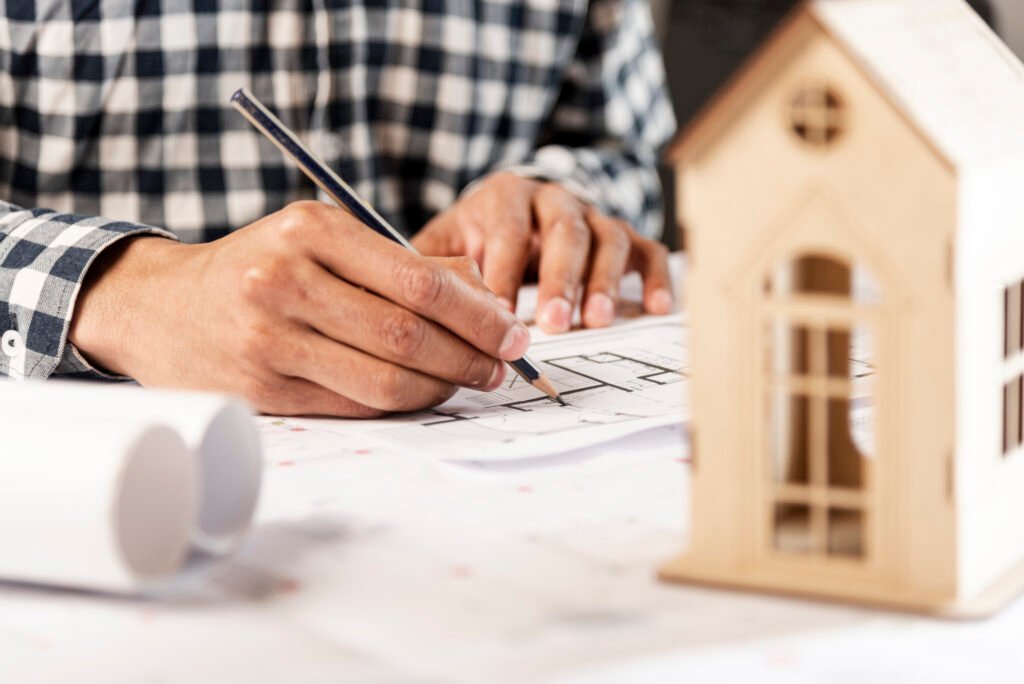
left=69, top=201, right=531, bottom=417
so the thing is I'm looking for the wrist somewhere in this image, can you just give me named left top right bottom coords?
left=69, top=236, right=194, bottom=377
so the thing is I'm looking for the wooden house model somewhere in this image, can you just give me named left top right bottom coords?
left=660, top=0, right=1024, bottom=615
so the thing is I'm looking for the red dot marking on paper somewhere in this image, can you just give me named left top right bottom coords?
left=517, top=486, right=533, bottom=494
left=451, top=564, right=472, bottom=579
left=289, top=426, right=307, bottom=433
left=355, top=449, right=372, bottom=455
left=278, top=460, right=295, bottom=467
left=676, top=457, right=691, bottom=464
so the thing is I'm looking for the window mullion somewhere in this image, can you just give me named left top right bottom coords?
left=810, top=327, right=829, bottom=554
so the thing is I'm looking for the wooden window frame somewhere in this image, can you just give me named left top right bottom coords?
left=789, top=85, right=845, bottom=147
left=1003, top=280, right=1024, bottom=457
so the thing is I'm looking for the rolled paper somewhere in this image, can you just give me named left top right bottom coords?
left=0, top=380, right=264, bottom=557
left=174, top=396, right=264, bottom=555
left=0, top=415, right=194, bottom=592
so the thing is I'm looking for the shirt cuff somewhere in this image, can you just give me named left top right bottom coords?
left=2, top=220, right=176, bottom=381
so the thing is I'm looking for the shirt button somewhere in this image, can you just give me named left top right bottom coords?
left=2, top=330, right=24, bottom=358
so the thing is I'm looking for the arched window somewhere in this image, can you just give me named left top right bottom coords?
left=764, top=254, right=877, bottom=559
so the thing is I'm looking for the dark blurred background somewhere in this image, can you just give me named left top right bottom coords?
left=651, top=0, right=1005, bottom=249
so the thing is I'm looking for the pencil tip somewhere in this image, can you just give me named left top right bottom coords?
left=533, top=374, right=562, bottom=404
left=555, top=395, right=567, bottom=406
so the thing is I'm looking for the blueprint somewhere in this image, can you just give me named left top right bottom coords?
left=260, top=315, right=689, bottom=461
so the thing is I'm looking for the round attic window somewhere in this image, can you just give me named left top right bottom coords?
left=789, top=86, right=845, bottom=147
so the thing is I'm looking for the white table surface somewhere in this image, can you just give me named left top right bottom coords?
left=4, top=256, right=1024, bottom=683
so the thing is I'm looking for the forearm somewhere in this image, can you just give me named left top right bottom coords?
left=68, top=236, right=195, bottom=378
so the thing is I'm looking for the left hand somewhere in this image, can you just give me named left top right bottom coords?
left=412, top=173, right=674, bottom=334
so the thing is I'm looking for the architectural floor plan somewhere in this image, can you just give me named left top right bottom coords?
left=264, top=315, right=689, bottom=461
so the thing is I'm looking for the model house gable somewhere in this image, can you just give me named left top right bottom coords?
left=669, top=0, right=1024, bottom=172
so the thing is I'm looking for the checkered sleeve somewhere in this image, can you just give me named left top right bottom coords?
left=0, top=200, right=176, bottom=380
left=493, top=0, right=677, bottom=238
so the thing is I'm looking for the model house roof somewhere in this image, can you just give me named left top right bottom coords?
left=668, top=0, right=1024, bottom=168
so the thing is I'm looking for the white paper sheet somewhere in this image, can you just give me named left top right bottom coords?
left=261, top=314, right=688, bottom=461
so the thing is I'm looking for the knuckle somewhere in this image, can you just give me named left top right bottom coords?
left=370, top=364, right=406, bottom=411
left=278, top=201, right=338, bottom=242
left=452, top=256, right=482, bottom=280
left=649, top=240, right=670, bottom=259
left=600, top=221, right=632, bottom=252
left=551, top=215, right=589, bottom=241
left=278, top=202, right=317, bottom=237
left=379, top=309, right=426, bottom=359
left=491, top=172, right=520, bottom=190
left=396, top=259, right=447, bottom=309
left=237, top=320, right=274, bottom=362
left=537, top=182, right=573, bottom=205
left=290, top=199, right=329, bottom=221
left=239, top=256, right=292, bottom=304
left=499, top=217, right=531, bottom=238
left=240, top=265, right=271, bottom=303
left=241, top=374, right=285, bottom=408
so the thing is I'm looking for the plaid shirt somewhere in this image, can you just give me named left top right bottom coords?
left=0, top=0, right=675, bottom=380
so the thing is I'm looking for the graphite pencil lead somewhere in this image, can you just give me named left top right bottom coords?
left=532, top=374, right=562, bottom=403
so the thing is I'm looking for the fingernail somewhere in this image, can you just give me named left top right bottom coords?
left=583, top=293, right=615, bottom=328
left=539, top=297, right=572, bottom=333
left=485, top=362, right=507, bottom=391
left=497, top=297, right=515, bottom=312
left=649, top=288, right=674, bottom=314
left=499, top=324, right=531, bottom=359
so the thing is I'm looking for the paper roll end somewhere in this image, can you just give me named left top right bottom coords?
left=115, top=425, right=195, bottom=581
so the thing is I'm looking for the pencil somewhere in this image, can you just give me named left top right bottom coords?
left=230, top=87, right=564, bottom=405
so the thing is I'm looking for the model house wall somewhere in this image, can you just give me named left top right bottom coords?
left=956, top=160, right=1024, bottom=599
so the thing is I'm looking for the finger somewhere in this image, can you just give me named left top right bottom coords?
left=632, top=235, right=674, bottom=315
left=412, top=211, right=464, bottom=258
left=447, top=216, right=487, bottom=266
left=253, top=375, right=390, bottom=419
left=480, top=212, right=533, bottom=312
left=280, top=327, right=458, bottom=413
left=533, top=185, right=590, bottom=334
left=287, top=261, right=507, bottom=391
left=302, top=205, right=531, bottom=361
left=437, top=254, right=522, bottom=319
left=231, top=313, right=393, bottom=417
left=472, top=174, right=538, bottom=311
left=581, top=209, right=632, bottom=329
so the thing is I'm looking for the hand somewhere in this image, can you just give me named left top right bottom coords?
left=69, top=201, right=531, bottom=417
left=412, top=172, right=673, bottom=334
